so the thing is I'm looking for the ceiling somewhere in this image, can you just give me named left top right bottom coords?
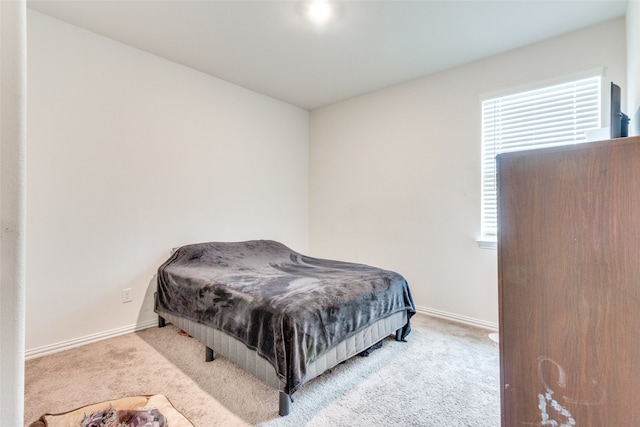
left=27, top=0, right=628, bottom=110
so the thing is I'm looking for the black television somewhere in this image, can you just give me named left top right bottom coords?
left=610, top=82, right=630, bottom=139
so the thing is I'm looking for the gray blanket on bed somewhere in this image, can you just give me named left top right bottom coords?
left=155, top=240, right=415, bottom=394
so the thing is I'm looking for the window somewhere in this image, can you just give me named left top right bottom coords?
left=480, top=75, right=601, bottom=246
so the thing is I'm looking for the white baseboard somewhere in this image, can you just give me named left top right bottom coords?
left=26, top=308, right=497, bottom=360
left=25, top=319, right=158, bottom=360
left=415, top=305, right=498, bottom=332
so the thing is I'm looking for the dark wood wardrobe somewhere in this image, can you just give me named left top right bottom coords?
left=497, top=136, right=640, bottom=426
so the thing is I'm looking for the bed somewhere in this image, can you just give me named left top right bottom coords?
left=154, top=240, right=416, bottom=416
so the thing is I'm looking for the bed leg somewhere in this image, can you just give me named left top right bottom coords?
left=158, top=316, right=166, bottom=328
left=278, top=391, right=290, bottom=416
left=205, top=346, right=214, bottom=362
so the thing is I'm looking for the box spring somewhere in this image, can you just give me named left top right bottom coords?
left=155, top=308, right=407, bottom=415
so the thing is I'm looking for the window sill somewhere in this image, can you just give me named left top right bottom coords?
left=476, top=239, right=497, bottom=250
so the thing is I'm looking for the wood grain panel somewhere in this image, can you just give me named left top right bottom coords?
left=497, top=136, right=640, bottom=426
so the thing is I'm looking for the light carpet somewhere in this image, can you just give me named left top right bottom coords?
left=24, top=313, right=499, bottom=426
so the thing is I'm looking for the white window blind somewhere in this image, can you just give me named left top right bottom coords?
left=481, top=76, right=601, bottom=239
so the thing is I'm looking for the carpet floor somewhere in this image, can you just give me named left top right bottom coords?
left=24, top=313, right=500, bottom=426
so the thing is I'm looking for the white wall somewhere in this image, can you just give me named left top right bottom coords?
left=26, top=10, right=309, bottom=354
left=1, top=1, right=27, bottom=423
left=628, top=1, right=640, bottom=136
left=309, top=18, right=627, bottom=327
left=26, top=9, right=631, bottom=354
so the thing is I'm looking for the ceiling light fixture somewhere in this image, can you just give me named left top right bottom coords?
left=306, top=0, right=333, bottom=25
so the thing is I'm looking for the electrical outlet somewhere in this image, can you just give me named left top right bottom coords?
left=122, top=288, right=132, bottom=303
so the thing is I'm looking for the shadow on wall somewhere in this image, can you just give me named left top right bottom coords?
left=137, top=253, right=172, bottom=328
left=139, top=274, right=159, bottom=328
left=633, top=107, right=640, bottom=136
